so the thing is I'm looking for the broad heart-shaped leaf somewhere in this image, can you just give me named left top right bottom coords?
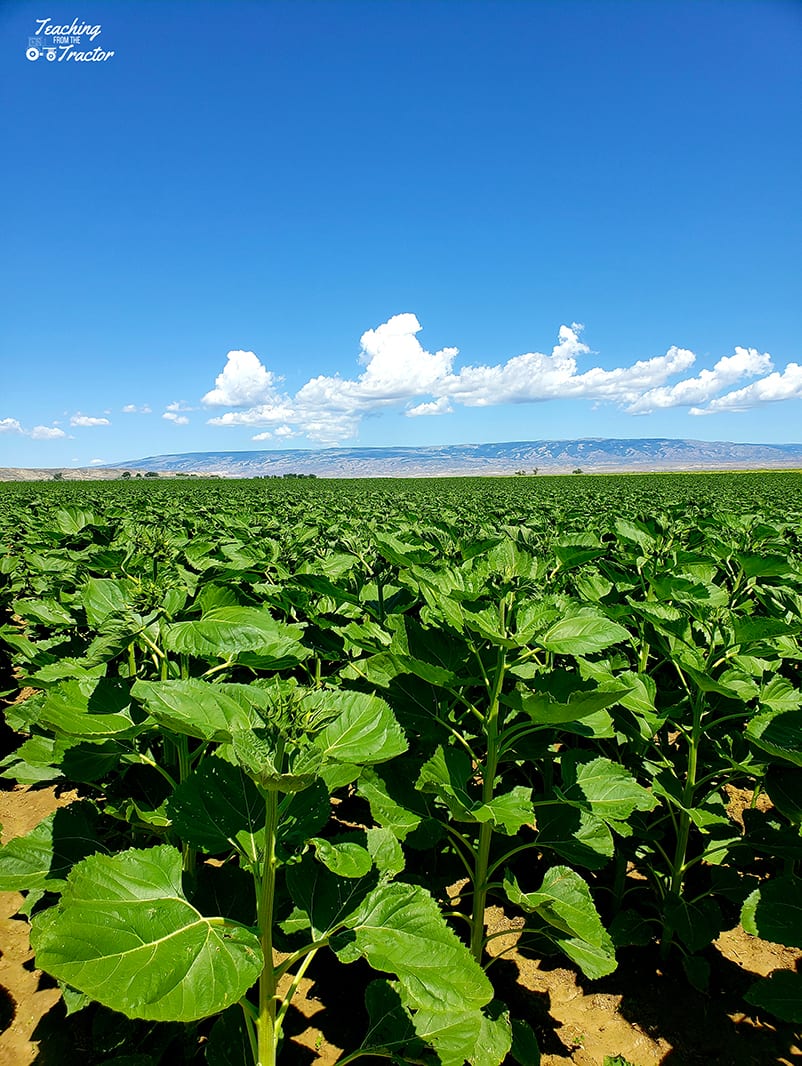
left=558, top=751, right=656, bottom=824
left=310, top=690, right=407, bottom=765
left=737, top=552, right=794, bottom=578
left=337, top=881, right=493, bottom=1012
left=82, top=577, right=132, bottom=627
left=741, top=876, right=802, bottom=948
left=745, top=970, right=802, bottom=1023
left=54, top=504, right=97, bottom=535
left=366, top=827, right=405, bottom=877
left=14, top=597, right=75, bottom=628
left=0, top=804, right=99, bottom=892
left=747, top=711, right=802, bottom=767
left=30, top=846, right=262, bottom=1022
left=164, top=607, right=307, bottom=664
left=38, top=678, right=139, bottom=739
left=540, top=611, right=630, bottom=656
left=359, top=651, right=456, bottom=689
left=374, top=532, right=431, bottom=567
left=167, top=757, right=264, bottom=857
left=504, top=867, right=616, bottom=979
left=132, top=679, right=253, bottom=742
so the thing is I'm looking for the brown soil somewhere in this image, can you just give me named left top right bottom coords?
left=1, top=786, right=800, bottom=1066
left=0, top=786, right=78, bottom=1066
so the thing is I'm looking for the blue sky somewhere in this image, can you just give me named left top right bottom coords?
left=1, top=0, right=800, bottom=467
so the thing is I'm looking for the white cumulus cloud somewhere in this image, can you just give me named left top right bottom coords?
left=407, top=396, right=453, bottom=417
left=200, top=315, right=800, bottom=443
left=122, top=404, right=152, bottom=414
left=691, top=361, right=802, bottom=415
left=629, top=347, right=773, bottom=413
left=30, top=425, right=67, bottom=439
left=203, top=350, right=282, bottom=407
left=163, top=411, right=190, bottom=425
left=2, top=418, right=68, bottom=439
left=71, top=414, right=110, bottom=427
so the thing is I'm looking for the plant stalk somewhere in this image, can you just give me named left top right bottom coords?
left=257, top=789, right=280, bottom=1066
left=661, top=687, right=703, bottom=958
left=470, top=600, right=507, bottom=962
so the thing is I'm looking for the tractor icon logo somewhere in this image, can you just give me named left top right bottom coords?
left=26, top=36, right=42, bottom=61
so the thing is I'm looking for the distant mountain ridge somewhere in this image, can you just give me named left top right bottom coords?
left=113, top=438, right=802, bottom=478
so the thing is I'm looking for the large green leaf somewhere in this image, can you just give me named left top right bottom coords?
left=310, top=838, right=373, bottom=878
left=132, top=679, right=252, bottom=742
left=540, top=612, right=630, bottom=656
left=747, top=711, right=802, bottom=766
left=358, top=979, right=421, bottom=1059
left=741, top=876, right=802, bottom=948
left=745, top=970, right=802, bottom=1023
left=663, top=896, right=723, bottom=953
left=558, top=751, right=656, bottom=823
left=168, top=757, right=264, bottom=856
left=286, top=853, right=378, bottom=939
left=14, top=597, right=75, bottom=628
left=82, top=578, right=132, bottom=627
left=535, top=805, right=614, bottom=869
left=504, top=866, right=616, bottom=978
left=416, top=746, right=475, bottom=821
left=510, top=672, right=631, bottom=726
left=410, top=1000, right=510, bottom=1066
left=0, top=805, right=99, bottom=892
left=30, top=846, right=262, bottom=1022
left=357, top=767, right=423, bottom=840
left=765, top=767, right=802, bottom=825
left=163, top=607, right=306, bottom=663
left=311, top=690, right=407, bottom=765
left=338, top=881, right=493, bottom=1012
left=39, top=678, right=139, bottom=738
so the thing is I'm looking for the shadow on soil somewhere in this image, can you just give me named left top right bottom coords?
left=497, top=940, right=802, bottom=1065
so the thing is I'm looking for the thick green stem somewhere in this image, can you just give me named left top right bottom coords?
left=470, top=601, right=507, bottom=962
left=257, top=790, right=280, bottom=1066
left=661, top=687, right=703, bottom=958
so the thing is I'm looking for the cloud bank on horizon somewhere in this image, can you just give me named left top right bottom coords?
left=199, top=314, right=795, bottom=444
left=2, top=315, right=798, bottom=450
